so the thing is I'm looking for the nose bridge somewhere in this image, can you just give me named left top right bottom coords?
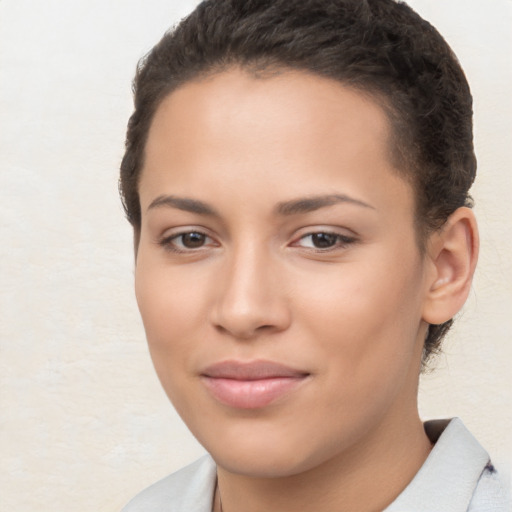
left=211, top=238, right=289, bottom=338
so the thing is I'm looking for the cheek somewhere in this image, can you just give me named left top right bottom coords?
left=134, top=256, right=206, bottom=367
left=134, top=262, right=205, bottom=414
left=294, top=253, right=425, bottom=383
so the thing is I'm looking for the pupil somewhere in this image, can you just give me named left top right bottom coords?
left=312, top=233, right=337, bottom=248
left=182, top=232, right=205, bottom=248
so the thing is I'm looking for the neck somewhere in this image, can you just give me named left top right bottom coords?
left=215, top=411, right=432, bottom=512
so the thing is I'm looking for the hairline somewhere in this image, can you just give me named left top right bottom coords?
left=132, top=63, right=430, bottom=254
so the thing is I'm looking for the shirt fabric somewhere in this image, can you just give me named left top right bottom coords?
left=121, top=418, right=510, bottom=512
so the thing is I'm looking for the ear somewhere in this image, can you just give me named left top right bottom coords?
left=422, top=207, right=479, bottom=325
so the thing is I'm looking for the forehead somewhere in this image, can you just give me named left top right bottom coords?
left=146, top=68, right=392, bottom=162
left=140, top=68, right=413, bottom=217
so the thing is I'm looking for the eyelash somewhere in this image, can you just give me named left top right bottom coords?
left=158, top=229, right=356, bottom=254
left=292, top=231, right=357, bottom=252
left=159, top=230, right=216, bottom=254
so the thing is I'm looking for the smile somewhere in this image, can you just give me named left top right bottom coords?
left=200, top=360, right=310, bottom=409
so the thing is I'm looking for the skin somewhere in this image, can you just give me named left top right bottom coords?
left=134, top=69, right=478, bottom=512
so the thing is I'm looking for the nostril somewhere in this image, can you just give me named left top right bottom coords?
left=256, top=324, right=276, bottom=332
left=212, top=316, right=284, bottom=340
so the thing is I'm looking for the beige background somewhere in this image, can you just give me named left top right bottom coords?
left=1, top=1, right=510, bottom=510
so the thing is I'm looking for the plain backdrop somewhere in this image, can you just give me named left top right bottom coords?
left=1, top=1, right=511, bottom=510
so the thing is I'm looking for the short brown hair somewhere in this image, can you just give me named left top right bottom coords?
left=120, top=0, right=476, bottom=363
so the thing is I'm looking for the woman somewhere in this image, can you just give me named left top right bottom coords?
left=119, top=0, right=508, bottom=510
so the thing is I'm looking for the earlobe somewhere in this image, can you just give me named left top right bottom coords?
left=422, top=207, right=479, bottom=325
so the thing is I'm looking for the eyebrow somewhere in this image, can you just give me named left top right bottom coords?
left=147, top=195, right=219, bottom=216
left=276, top=194, right=375, bottom=215
left=146, top=193, right=374, bottom=217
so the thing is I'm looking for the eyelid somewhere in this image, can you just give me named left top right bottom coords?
left=290, top=227, right=358, bottom=251
left=157, top=226, right=220, bottom=253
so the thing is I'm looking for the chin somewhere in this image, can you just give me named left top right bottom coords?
left=211, top=447, right=318, bottom=479
left=195, top=419, right=343, bottom=479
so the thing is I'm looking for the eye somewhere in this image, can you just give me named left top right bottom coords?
left=293, top=231, right=356, bottom=251
left=159, top=230, right=216, bottom=253
left=177, top=232, right=208, bottom=248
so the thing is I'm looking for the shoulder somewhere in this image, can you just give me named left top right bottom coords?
left=121, top=455, right=217, bottom=512
left=468, top=462, right=510, bottom=512
left=385, top=418, right=510, bottom=512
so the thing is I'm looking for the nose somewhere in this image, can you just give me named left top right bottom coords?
left=210, top=244, right=291, bottom=339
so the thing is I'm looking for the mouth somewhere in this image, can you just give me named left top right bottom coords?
left=200, top=360, right=310, bottom=409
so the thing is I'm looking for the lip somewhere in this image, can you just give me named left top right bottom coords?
left=200, top=360, right=310, bottom=409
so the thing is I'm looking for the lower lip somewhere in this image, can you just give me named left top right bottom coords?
left=201, top=376, right=307, bottom=409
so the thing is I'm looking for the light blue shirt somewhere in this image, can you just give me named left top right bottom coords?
left=122, top=418, right=510, bottom=511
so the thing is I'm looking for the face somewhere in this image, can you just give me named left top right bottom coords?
left=135, top=69, right=432, bottom=478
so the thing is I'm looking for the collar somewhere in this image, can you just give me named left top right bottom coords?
left=384, top=417, right=490, bottom=512
left=127, top=418, right=490, bottom=512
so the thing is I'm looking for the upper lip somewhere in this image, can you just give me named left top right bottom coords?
left=200, top=360, right=309, bottom=380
